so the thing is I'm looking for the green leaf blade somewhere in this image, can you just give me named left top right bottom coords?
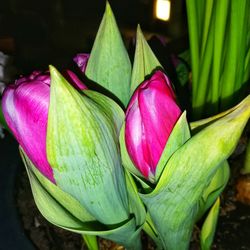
left=141, top=95, right=250, bottom=249
left=47, top=66, right=129, bottom=225
left=200, top=198, right=220, bottom=250
left=130, top=25, right=162, bottom=95
left=86, top=2, right=131, bottom=107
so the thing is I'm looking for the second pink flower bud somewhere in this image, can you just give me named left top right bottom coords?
left=125, top=70, right=182, bottom=180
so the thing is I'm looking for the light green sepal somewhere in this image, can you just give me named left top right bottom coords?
left=85, top=2, right=131, bottom=107
left=20, top=149, right=97, bottom=228
left=130, top=25, right=162, bottom=95
left=83, top=90, right=124, bottom=137
left=155, top=111, right=190, bottom=181
left=21, top=149, right=142, bottom=250
left=48, top=66, right=128, bottom=225
left=200, top=198, right=220, bottom=250
left=140, top=95, right=250, bottom=250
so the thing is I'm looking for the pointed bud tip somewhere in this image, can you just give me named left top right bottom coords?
left=137, top=24, right=142, bottom=32
left=105, top=1, right=113, bottom=16
left=49, top=65, right=65, bottom=83
left=136, top=24, right=145, bottom=41
left=49, top=65, right=59, bottom=79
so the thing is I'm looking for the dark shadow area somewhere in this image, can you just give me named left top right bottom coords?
left=0, top=133, right=34, bottom=250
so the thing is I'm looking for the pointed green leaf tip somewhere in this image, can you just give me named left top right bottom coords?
left=130, top=25, right=162, bottom=95
left=47, top=65, right=129, bottom=225
left=86, top=2, right=131, bottom=107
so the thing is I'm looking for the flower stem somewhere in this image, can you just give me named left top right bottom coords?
left=82, top=235, right=99, bottom=250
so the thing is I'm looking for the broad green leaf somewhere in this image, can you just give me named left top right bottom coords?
left=196, top=160, right=229, bottom=220
left=21, top=149, right=97, bottom=230
left=140, top=95, right=250, bottom=250
left=155, top=111, right=190, bottom=181
left=47, top=66, right=129, bottom=225
left=85, top=2, right=131, bottom=107
left=21, top=148, right=95, bottom=222
left=21, top=149, right=142, bottom=250
left=83, top=90, right=124, bottom=137
left=130, top=25, right=162, bottom=95
left=200, top=198, right=220, bottom=250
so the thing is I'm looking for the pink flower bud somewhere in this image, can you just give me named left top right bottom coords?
left=125, top=70, right=181, bottom=179
left=2, top=70, right=87, bottom=183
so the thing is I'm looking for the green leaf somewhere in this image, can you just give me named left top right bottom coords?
left=211, top=0, right=229, bottom=106
left=155, top=111, right=190, bottom=181
left=21, top=149, right=142, bottom=250
left=47, top=66, right=129, bottom=225
left=140, top=95, right=250, bottom=250
left=83, top=90, right=124, bottom=138
left=21, top=149, right=97, bottom=229
left=124, top=170, right=146, bottom=226
left=186, top=0, right=200, bottom=100
left=85, top=2, right=131, bottom=107
left=196, top=160, right=229, bottom=220
left=143, top=213, right=163, bottom=249
left=130, top=25, right=162, bottom=95
left=200, top=198, right=220, bottom=250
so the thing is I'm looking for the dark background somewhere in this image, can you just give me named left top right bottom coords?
left=0, top=0, right=187, bottom=73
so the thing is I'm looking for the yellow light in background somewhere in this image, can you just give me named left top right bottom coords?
left=155, top=0, right=171, bottom=21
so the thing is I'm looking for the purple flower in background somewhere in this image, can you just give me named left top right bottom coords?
left=73, top=53, right=90, bottom=73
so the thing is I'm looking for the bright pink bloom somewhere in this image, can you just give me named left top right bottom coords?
left=73, top=53, right=90, bottom=73
left=2, top=70, right=86, bottom=183
left=125, top=70, right=181, bottom=179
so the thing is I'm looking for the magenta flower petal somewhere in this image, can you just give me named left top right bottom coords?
left=73, top=53, right=90, bottom=73
left=125, top=70, right=182, bottom=179
left=1, top=69, right=86, bottom=183
left=125, top=100, right=151, bottom=177
left=2, top=78, right=55, bottom=182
